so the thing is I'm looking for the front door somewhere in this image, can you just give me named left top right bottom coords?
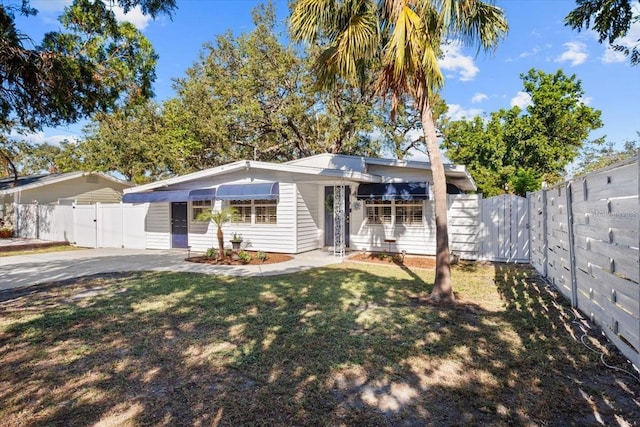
left=324, top=186, right=350, bottom=247
left=171, top=202, right=188, bottom=248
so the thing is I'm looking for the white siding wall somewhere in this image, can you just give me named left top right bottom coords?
left=350, top=200, right=436, bottom=254
left=449, top=194, right=481, bottom=260
left=296, top=183, right=321, bottom=252
left=146, top=203, right=170, bottom=249
left=186, top=183, right=298, bottom=254
left=349, top=194, right=480, bottom=258
left=188, top=204, right=215, bottom=251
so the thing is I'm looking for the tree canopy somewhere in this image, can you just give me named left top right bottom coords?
left=69, top=3, right=420, bottom=182
left=566, top=0, right=639, bottom=65
left=442, top=68, right=603, bottom=196
left=576, top=134, right=639, bottom=174
left=0, top=0, right=176, bottom=180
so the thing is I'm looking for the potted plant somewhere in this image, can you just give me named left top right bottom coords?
left=230, top=233, right=243, bottom=251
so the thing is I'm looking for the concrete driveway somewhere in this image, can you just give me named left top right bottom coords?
left=0, top=248, right=341, bottom=291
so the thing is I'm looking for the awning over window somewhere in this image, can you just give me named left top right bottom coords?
left=216, top=182, right=279, bottom=201
left=356, top=182, right=429, bottom=201
left=122, top=188, right=216, bottom=203
left=188, top=188, right=216, bottom=201
left=123, top=190, right=192, bottom=203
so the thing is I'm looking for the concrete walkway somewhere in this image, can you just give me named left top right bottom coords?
left=0, top=248, right=343, bottom=291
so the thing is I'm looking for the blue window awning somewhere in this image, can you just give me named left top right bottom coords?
left=123, top=190, right=192, bottom=203
left=123, top=188, right=216, bottom=203
left=188, top=188, right=216, bottom=201
left=216, top=182, right=279, bottom=201
left=356, top=182, right=429, bottom=201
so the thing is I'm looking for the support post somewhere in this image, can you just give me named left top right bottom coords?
left=333, top=184, right=345, bottom=258
left=565, top=181, right=578, bottom=308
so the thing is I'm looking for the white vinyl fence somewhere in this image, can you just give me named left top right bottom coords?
left=529, top=156, right=639, bottom=368
left=16, top=203, right=147, bottom=249
left=479, top=194, right=529, bottom=262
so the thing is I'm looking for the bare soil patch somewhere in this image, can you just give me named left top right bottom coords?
left=347, top=251, right=437, bottom=269
left=186, top=251, right=292, bottom=266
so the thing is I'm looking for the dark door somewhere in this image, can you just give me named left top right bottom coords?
left=324, top=186, right=350, bottom=247
left=171, top=202, right=188, bottom=248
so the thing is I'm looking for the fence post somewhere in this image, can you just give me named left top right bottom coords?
left=565, top=181, right=578, bottom=308
left=541, top=185, right=548, bottom=278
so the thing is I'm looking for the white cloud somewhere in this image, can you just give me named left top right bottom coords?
left=9, top=130, right=77, bottom=146
left=32, top=1, right=152, bottom=30
left=510, top=91, right=532, bottom=109
left=555, top=42, right=588, bottom=66
left=112, top=5, right=152, bottom=30
left=439, top=42, right=480, bottom=81
left=519, top=46, right=540, bottom=58
left=471, top=93, right=488, bottom=104
left=446, top=104, right=483, bottom=121
left=579, top=96, right=592, bottom=106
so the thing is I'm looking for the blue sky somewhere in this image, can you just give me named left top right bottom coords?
left=16, top=0, right=640, bottom=155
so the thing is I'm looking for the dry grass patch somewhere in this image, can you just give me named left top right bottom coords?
left=0, top=264, right=638, bottom=426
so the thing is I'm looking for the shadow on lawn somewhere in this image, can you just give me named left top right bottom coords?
left=0, top=264, right=638, bottom=426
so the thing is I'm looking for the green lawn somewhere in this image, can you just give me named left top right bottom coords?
left=0, top=262, right=637, bottom=426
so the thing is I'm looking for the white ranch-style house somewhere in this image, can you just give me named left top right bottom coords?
left=122, top=154, right=481, bottom=258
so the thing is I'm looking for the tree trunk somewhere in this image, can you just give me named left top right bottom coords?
left=217, top=227, right=225, bottom=261
left=420, top=102, right=454, bottom=303
left=0, top=149, right=18, bottom=187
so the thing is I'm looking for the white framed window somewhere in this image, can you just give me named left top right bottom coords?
left=228, top=199, right=277, bottom=225
left=365, top=200, right=424, bottom=225
left=192, top=200, right=212, bottom=220
left=255, top=199, right=277, bottom=224
left=366, top=200, right=392, bottom=224
left=395, top=200, right=423, bottom=225
left=230, top=200, right=252, bottom=223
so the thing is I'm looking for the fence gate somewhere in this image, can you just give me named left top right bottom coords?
left=73, top=204, right=97, bottom=248
left=480, top=194, right=529, bottom=262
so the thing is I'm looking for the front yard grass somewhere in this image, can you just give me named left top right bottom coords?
left=0, top=262, right=637, bottom=426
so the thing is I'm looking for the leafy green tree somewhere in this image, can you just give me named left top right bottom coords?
left=80, top=3, right=417, bottom=181
left=79, top=102, right=175, bottom=183
left=170, top=3, right=393, bottom=163
left=0, top=0, right=175, bottom=182
left=566, top=0, right=639, bottom=65
left=442, top=69, right=603, bottom=196
left=290, top=0, right=508, bottom=302
left=576, top=135, right=639, bottom=174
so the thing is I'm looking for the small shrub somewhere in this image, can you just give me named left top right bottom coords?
left=225, top=249, right=233, bottom=257
left=256, top=251, right=268, bottom=262
left=377, top=251, right=392, bottom=261
left=206, top=247, right=217, bottom=258
left=0, top=227, right=14, bottom=239
left=238, top=250, right=251, bottom=264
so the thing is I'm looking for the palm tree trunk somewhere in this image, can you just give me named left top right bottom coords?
left=217, top=227, right=225, bottom=261
left=420, top=102, right=454, bottom=303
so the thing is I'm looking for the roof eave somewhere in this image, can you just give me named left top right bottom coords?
left=0, top=172, right=132, bottom=195
left=124, top=161, right=382, bottom=194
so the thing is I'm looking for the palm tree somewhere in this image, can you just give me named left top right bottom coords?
left=290, top=0, right=508, bottom=302
left=196, top=206, right=237, bottom=260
